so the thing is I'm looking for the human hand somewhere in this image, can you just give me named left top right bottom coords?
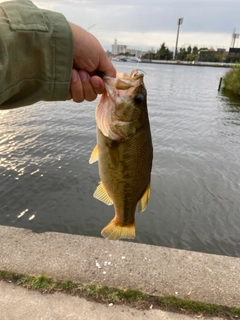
left=68, top=23, right=116, bottom=102
left=68, top=68, right=105, bottom=102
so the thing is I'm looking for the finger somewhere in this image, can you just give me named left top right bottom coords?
left=90, top=75, right=105, bottom=95
left=98, top=51, right=117, bottom=78
left=70, top=69, right=84, bottom=102
left=79, top=70, right=97, bottom=101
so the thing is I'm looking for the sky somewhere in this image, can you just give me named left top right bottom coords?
left=4, top=0, right=240, bottom=52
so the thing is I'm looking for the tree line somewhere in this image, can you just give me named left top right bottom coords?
left=141, top=43, right=199, bottom=61
left=140, top=43, right=240, bottom=63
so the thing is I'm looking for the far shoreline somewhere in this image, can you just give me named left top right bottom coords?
left=113, top=58, right=233, bottom=68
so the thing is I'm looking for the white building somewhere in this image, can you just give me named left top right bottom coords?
left=111, top=39, right=147, bottom=58
left=112, top=39, right=127, bottom=56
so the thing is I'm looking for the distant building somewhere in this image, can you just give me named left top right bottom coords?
left=227, top=48, right=240, bottom=62
left=198, top=48, right=226, bottom=62
left=112, top=39, right=127, bottom=56
left=217, top=48, right=226, bottom=53
left=229, top=48, right=240, bottom=54
left=111, top=39, right=147, bottom=58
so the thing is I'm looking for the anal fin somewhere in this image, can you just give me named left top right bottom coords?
left=93, top=182, right=113, bottom=206
left=138, top=182, right=151, bottom=213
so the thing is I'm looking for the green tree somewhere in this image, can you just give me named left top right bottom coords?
left=154, top=43, right=173, bottom=60
left=187, top=45, right=192, bottom=54
left=185, top=53, right=197, bottom=61
left=124, top=52, right=135, bottom=56
left=192, top=46, right=198, bottom=55
left=178, top=48, right=188, bottom=60
left=185, top=46, right=199, bottom=61
left=214, top=53, right=224, bottom=62
left=142, top=50, right=155, bottom=60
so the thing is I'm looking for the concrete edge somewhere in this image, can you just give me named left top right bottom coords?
left=0, top=226, right=239, bottom=308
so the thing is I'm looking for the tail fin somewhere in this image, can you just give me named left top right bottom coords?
left=101, top=218, right=135, bottom=240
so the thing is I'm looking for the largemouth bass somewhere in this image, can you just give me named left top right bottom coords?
left=89, top=70, right=153, bottom=240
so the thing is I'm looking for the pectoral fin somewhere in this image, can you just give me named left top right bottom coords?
left=93, top=182, right=113, bottom=206
left=138, top=182, right=151, bottom=213
left=89, top=145, right=98, bottom=164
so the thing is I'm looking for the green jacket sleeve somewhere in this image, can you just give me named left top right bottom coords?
left=0, top=0, right=73, bottom=109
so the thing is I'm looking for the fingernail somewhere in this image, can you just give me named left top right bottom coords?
left=71, top=69, right=78, bottom=83
left=79, top=70, right=89, bottom=82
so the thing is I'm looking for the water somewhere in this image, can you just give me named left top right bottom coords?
left=1, top=62, right=240, bottom=257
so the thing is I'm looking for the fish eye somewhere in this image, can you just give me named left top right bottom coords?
left=135, top=95, right=144, bottom=104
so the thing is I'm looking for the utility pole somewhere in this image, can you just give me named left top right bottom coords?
left=231, top=28, right=239, bottom=48
left=174, top=18, right=183, bottom=60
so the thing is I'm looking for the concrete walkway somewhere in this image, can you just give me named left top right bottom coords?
left=0, top=226, right=239, bottom=319
left=0, top=281, right=221, bottom=320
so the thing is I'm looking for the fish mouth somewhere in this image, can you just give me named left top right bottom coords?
left=101, top=70, right=145, bottom=102
left=116, top=70, right=144, bottom=91
left=103, top=69, right=144, bottom=85
left=129, top=69, right=145, bottom=79
left=115, top=69, right=144, bottom=82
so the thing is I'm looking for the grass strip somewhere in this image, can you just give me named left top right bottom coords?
left=1, top=269, right=240, bottom=318
left=223, top=63, right=240, bottom=95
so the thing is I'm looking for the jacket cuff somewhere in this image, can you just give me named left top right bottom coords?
left=42, top=9, right=73, bottom=101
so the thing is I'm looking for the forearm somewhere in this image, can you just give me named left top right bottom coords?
left=0, top=0, right=73, bottom=109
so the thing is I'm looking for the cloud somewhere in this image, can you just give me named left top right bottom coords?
left=32, top=0, right=240, bottom=50
left=34, top=0, right=239, bottom=30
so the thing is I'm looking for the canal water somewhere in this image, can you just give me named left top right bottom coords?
left=1, top=62, right=240, bottom=257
